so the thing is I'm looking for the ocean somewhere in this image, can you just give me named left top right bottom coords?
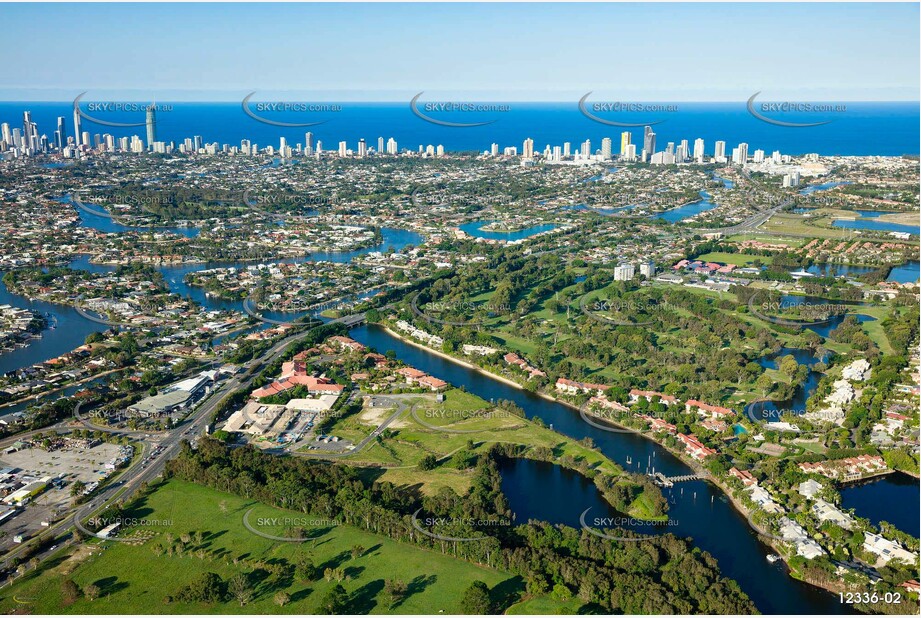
left=1, top=101, right=918, bottom=156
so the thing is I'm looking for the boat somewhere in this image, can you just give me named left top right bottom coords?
left=766, top=554, right=781, bottom=564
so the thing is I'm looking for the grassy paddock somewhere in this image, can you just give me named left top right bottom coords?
left=696, top=252, right=773, bottom=266
left=0, top=479, right=521, bottom=615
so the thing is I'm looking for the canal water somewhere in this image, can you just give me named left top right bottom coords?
left=349, top=323, right=853, bottom=615
left=745, top=295, right=877, bottom=422
left=799, top=182, right=851, bottom=195
left=794, top=260, right=918, bottom=284
left=0, top=275, right=104, bottom=377
left=746, top=347, right=828, bottom=422
left=652, top=174, right=735, bottom=223
left=832, top=218, right=919, bottom=236
left=839, top=473, right=920, bottom=538
left=888, top=260, right=920, bottom=284
left=458, top=220, right=558, bottom=241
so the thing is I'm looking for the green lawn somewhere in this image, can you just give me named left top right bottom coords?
left=696, top=252, right=773, bottom=266
left=0, top=480, right=523, bottom=615
left=335, top=389, right=622, bottom=480
left=505, top=596, right=586, bottom=614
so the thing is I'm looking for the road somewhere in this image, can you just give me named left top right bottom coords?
left=698, top=202, right=788, bottom=236
left=0, top=319, right=358, bottom=576
left=294, top=393, right=423, bottom=459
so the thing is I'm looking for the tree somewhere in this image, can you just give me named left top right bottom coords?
left=350, top=544, right=365, bottom=560
left=418, top=454, right=437, bottom=471
left=295, top=559, right=318, bottom=582
left=70, top=480, right=86, bottom=497
left=384, top=579, right=407, bottom=605
left=61, top=578, right=81, bottom=604
left=228, top=572, right=253, bottom=606
left=755, top=374, right=774, bottom=396
left=177, top=572, right=224, bottom=604
left=461, top=580, right=492, bottom=614
left=273, top=591, right=291, bottom=607
left=779, top=355, right=800, bottom=378
left=84, top=584, right=101, bottom=601
left=318, top=583, right=348, bottom=614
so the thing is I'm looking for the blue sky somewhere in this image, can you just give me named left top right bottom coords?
left=0, top=3, right=918, bottom=101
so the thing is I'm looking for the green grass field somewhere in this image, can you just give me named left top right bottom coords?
left=696, top=252, right=773, bottom=266
left=505, top=596, right=586, bottom=614
left=328, top=389, right=624, bottom=497
left=0, top=479, right=525, bottom=615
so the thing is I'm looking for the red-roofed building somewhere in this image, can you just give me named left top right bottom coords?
left=886, top=411, right=910, bottom=425
left=364, top=353, right=388, bottom=367
left=629, top=389, right=679, bottom=406
left=329, top=336, right=366, bottom=352
left=251, top=375, right=344, bottom=399
left=589, top=396, right=629, bottom=413
left=555, top=378, right=611, bottom=396
left=899, top=580, right=920, bottom=594
left=728, top=467, right=757, bottom=487
left=504, top=353, right=547, bottom=379
left=648, top=417, right=677, bottom=434
left=677, top=433, right=717, bottom=460
left=686, top=399, right=735, bottom=419
left=397, top=367, right=427, bottom=380
left=700, top=419, right=728, bottom=433
left=417, top=375, right=448, bottom=391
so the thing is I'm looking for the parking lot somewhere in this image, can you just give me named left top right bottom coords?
left=1, top=442, right=125, bottom=488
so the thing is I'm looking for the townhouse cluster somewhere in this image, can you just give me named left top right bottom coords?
left=555, top=377, right=734, bottom=461
left=798, top=454, right=888, bottom=482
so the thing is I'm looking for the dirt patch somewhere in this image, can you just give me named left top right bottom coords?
left=56, top=543, right=99, bottom=576
left=359, top=406, right=409, bottom=429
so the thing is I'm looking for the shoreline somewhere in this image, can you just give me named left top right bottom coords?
left=0, top=367, right=123, bottom=413
left=368, top=327, right=673, bottom=522
left=379, top=323, right=720, bottom=478
left=368, top=322, right=904, bottom=606
left=380, top=325, right=528, bottom=392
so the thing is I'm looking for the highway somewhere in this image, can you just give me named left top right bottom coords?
left=697, top=202, right=787, bottom=236
left=0, top=320, right=351, bottom=577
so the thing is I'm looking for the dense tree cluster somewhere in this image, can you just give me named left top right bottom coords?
left=166, top=438, right=755, bottom=613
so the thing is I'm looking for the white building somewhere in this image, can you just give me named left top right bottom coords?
left=613, top=263, right=635, bottom=281
left=842, top=359, right=872, bottom=382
